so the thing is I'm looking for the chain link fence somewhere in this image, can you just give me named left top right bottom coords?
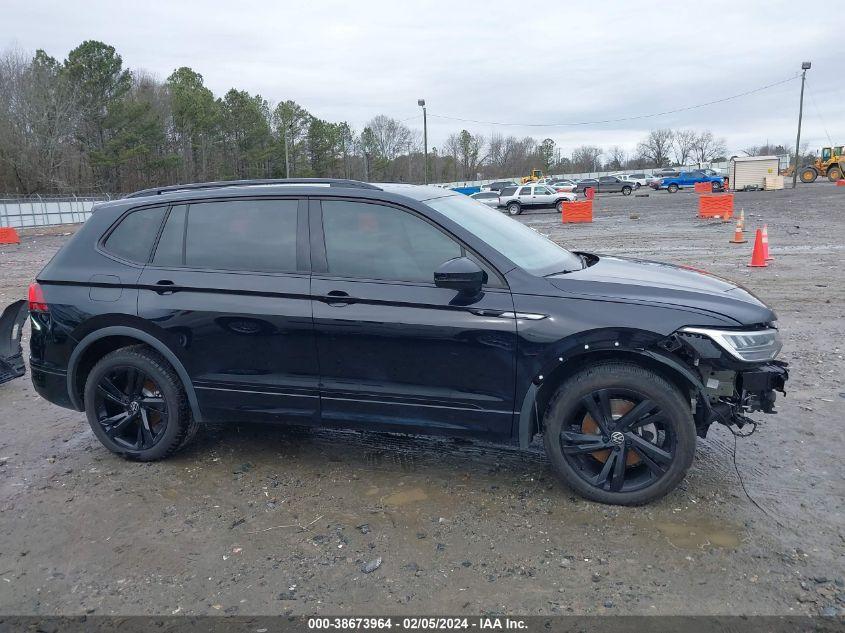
left=0, top=195, right=113, bottom=229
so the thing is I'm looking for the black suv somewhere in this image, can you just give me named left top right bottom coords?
left=4, top=178, right=788, bottom=505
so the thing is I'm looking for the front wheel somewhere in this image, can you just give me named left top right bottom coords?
left=622, top=186, right=632, bottom=196
left=827, top=167, right=843, bottom=182
left=507, top=202, right=522, bottom=216
left=667, top=183, right=679, bottom=193
left=542, top=362, right=696, bottom=505
left=555, top=199, right=565, bottom=213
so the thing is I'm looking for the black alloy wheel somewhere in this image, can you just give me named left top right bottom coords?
left=94, top=365, right=169, bottom=451
left=558, top=388, right=675, bottom=493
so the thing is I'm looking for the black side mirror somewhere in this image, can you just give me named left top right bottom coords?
left=434, top=257, right=486, bottom=295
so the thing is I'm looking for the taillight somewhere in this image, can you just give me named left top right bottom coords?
left=28, top=282, right=48, bottom=312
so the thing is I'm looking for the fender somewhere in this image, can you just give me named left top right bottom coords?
left=67, top=326, right=203, bottom=422
left=516, top=347, right=708, bottom=449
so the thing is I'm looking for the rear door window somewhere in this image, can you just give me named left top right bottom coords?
left=103, top=206, right=167, bottom=263
left=151, top=199, right=299, bottom=272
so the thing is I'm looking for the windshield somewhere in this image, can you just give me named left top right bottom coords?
left=426, top=194, right=584, bottom=275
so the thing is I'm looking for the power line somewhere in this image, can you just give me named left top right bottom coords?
left=805, top=79, right=833, bottom=146
left=426, top=74, right=800, bottom=128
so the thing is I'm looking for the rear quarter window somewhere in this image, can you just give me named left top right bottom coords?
left=103, top=206, right=167, bottom=263
left=500, top=187, right=517, bottom=196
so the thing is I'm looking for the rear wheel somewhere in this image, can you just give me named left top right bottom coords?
left=542, top=363, right=696, bottom=505
left=799, top=167, right=818, bottom=183
left=507, top=202, right=522, bottom=216
left=84, top=346, right=195, bottom=461
left=667, top=183, right=679, bottom=193
left=622, top=185, right=632, bottom=196
left=711, top=181, right=721, bottom=192
left=827, top=166, right=843, bottom=182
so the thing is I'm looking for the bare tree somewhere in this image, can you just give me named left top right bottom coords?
left=571, top=145, right=603, bottom=172
left=691, top=130, right=728, bottom=163
left=672, top=129, right=697, bottom=166
left=607, top=145, right=627, bottom=170
left=0, top=49, right=82, bottom=193
left=636, top=129, right=674, bottom=167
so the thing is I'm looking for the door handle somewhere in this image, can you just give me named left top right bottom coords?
left=324, top=290, right=352, bottom=306
left=153, top=279, right=177, bottom=295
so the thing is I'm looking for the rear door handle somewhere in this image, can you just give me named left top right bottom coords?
left=153, top=279, right=177, bottom=295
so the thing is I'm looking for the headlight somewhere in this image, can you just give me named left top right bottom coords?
left=680, top=326, right=782, bottom=362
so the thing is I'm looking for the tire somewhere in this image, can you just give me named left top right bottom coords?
left=84, top=345, right=195, bottom=461
left=711, top=181, right=721, bottom=192
left=799, top=167, right=818, bottom=183
left=507, top=202, right=522, bottom=216
left=634, top=182, right=641, bottom=189
left=621, top=186, right=632, bottom=196
left=667, top=183, right=679, bottom=193
left=542, top=362, right=696, bottom=505
left=827, top=167, right=843, bottom=182
left=555, top=199, right=565, bottom=213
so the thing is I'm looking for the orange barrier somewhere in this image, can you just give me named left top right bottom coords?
left=584, top=187, right=595, bottom=200
left=748, top=229, right=767, bottom=267
left=698, top=193, right=734, bottom=219
left=693, top=182, right=713, bottom=194
left=562, top=200, right=593, bottom=223
left=837, top=180, right=845, bottom=187
left=0, top=227, right=20, bottom=245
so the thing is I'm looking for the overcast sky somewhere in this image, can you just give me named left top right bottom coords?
left=3, top=0, right=842, bottom=158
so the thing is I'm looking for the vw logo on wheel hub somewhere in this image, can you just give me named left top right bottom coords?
left=610, top=431, right=625, bottom=446
left=128, top=401, right=140, bottom=414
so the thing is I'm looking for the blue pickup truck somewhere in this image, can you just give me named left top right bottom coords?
left=651, top=170, right=724, bottom=193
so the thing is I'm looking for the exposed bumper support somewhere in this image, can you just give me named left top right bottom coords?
left=0, top=300, right=28, bottom=386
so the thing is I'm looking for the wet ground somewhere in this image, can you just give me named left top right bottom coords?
left=0, top=183, right=843, bottom=616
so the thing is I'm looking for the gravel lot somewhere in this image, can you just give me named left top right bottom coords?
left=0, top=182, right=843, bottom=617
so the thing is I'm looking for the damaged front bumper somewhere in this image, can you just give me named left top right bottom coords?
left=0, top=300, right=28, bottom=386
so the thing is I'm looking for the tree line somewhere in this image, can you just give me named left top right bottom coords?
left=0, top=41, right=797, bottom=195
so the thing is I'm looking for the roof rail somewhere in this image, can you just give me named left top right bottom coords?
left=125, top=178, right=382, bottom=198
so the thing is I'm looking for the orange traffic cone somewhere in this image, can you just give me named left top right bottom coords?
left=730, top=219, right=747, bottom=244
left=762, top=224, right=773, bottom=261
left=748, top=229, right=768, bottom=267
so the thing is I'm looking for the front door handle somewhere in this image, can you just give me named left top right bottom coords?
left=324, top=290, right=352, bottom=307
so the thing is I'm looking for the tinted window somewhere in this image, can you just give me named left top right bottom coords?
left=518, top=187, right=532, bottom=195
left=500, top=187, right=517, bottom=197
left=427, top=194, right=584, bottom=276
left=322, top=200, right=461, bottom=283
left=153, top=205, right=186, bottom=266
left=183, top=199, right=298, bottom=272
left=104, top=206, right=166, bottom=263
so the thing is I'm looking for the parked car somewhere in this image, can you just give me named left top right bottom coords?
left=482, top=180, right=517, bottom=192
left=652, top=169, right=680, bottom=179
left=498, top=184, right=577, bottom=215
left=616, top=175, right=643, bottom=189
left=470, top=190, right=500, bottom=208
left=549, top=179, right=577, bottom=193
left=618, top=174, right=655, bottom=188
left=574, top=176, right=634, bottom=196
left=651, top=171, right=725, bottom=193
left=5, top=178, right=788, bottom=505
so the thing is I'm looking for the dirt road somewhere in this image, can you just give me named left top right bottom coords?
left=0, top=183, right=842, bottom=616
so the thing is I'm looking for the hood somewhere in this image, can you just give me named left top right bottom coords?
left=548, top=255, right=776, bottom=326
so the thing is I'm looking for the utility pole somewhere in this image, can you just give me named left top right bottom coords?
left=418, top=99, right=428, bottom=184
left=792, top=61, right=811, bottom=189
left=283, top=120, right=291, bottom=179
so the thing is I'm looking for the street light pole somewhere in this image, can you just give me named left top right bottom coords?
left=283, top=121, right=291, bottom=179
left=418, top=99, right=428, bottom=184
left=792, top=61, right=811, bottom=189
